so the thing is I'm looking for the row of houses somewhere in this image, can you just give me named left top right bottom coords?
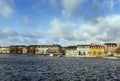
left=65, top=43, right=120, bottom=57
left=0, top=43, right=120, bottom=57
left=0, top=44, right=63, bottom=56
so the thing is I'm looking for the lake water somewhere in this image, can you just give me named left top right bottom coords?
left=0, top=54, right=120, bottom=81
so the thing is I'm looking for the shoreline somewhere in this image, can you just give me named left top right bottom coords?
left=0, top=54, right=120, bottom=60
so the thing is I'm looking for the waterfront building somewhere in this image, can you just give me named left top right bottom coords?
left=65, top=46, right=79, bottom=57
left=17, top=45, right=27, bottom=54
left=77, top=45, right=90, bottom=57
left=0, top=46, right=2, bottom=54
left=10, top=45, right=18, bottom=54
left=22, top=46, right=28, bottom=54
left=28, top=45, right=36, bottom=54
left=104, top=43, right=118, bottom=56
left=35, top=45, right=51, bottom=55
left=61, top=47, right=66, bottom=56
left=90, top=45, right=105, bottom=57
left=0, top=43, right=119, bottom=58
left=35, top=44, right=62, bottom=56
left=51, top=44, right=62, bottom=56
left=1, top=47, right=10, bottom=54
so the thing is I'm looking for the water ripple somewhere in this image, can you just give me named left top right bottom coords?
left=0, top=54, right=120, bottom=81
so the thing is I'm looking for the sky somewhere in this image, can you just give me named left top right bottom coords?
left=0, top=0, right=120, bottom=46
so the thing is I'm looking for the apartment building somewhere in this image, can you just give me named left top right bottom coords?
left=50, top=44, right=62, bottom=56
left=28, top=45, right=36, bottom=54
left=1, top=47, right=10, bottom=54
left=10, top=45, right=18, bottom=54
left=104, top=43, right=118, bottom=56
left=90, top=45, right=105, bottom=57
left=35, top=45, right=51, bottom=55
left=77, top=45, right=90, bottom=57
left=65, top=46, right=78, bottom=57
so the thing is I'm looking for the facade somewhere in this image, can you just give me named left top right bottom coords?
left=90, top=45, right=105, bottom=57
left=22, top=47, right=28, bottom=54
left=104, top=43, right=118, bottom=56
left=1, top=47, right=10, bottom=54
left=0, top=46, right=2, bottom=54
left=61, top=47, right=66, bottom=55
left=65, top=46, right=78, bottom=57
left=17, top=45, right=27, bottom=54
left=114, top=43, right=120, bottom=57
left=35, top=44, right=62, bottom=56
left=10, top=46, right=18, bottom=54
left=77, top=45, right=90, bottom=57
left=0, top=43, right=119, bottom=58
left=50, top=44, right=62, bottom=56
left=28, top=45, right=36, bottom=54
left=35, top=45, right=51, bottom=55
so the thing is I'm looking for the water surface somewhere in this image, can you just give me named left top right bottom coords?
left=0, top=54, right=120, bottom=81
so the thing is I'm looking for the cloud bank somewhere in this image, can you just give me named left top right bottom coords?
left=0, top=0, right=120, bottom=46
left=48, top=15, right=120, bottom=45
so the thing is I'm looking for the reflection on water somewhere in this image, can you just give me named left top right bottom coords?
left=0, top=54, right=120, bottom=81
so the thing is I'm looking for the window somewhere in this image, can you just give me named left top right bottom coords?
left=79, top=51, right=81, bottom=55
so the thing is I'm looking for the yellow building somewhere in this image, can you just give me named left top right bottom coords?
left=90, top=47, right=95, bottom=57
left=1, top=47, right=10, bottom=54
left=90, top=45, right=105, bottom=57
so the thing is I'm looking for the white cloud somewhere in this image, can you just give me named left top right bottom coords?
left=48, top=15, right=120, bottom=45
left=2, top=15, right=120, bottom=46
left=1, top=14, right=120, bottom=46
left=48, top=18, right=74, bottom=41
left=75, top=15, right=120, bottom=42
left=0, top=27, right=19, bottom=38
left=61, top=0, right=120, bottom=21
left=61, top=0, right=85, bottom=17
left=0, top=27, right=20, bottom=46
left=0, top=0, right=15, bottom=18
left=0, top=27, right=44, bottom=45
left=22, top=38, right=38, bottom=45
left=21, top=29, right=44, bottom=39
left=22, top=16, right=36, bottom=27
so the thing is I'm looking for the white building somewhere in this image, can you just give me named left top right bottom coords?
left=22, top=47, right=28, bottom=54
left=35, top=46, right=51, bottom=55
left=1, top=47, right=10, bottom=54
left=77, top=45, right=90, bottom=57
left=65, top=46, right=79, bottom=57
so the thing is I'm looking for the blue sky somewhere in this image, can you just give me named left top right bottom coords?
left=0, top=0, right=120, bottom=46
